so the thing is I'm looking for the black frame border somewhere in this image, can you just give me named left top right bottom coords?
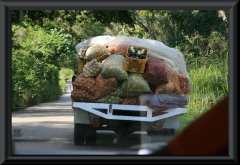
left=0, top=0, right=238, bottom=164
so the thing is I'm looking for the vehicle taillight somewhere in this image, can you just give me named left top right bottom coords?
left=92, top=118, right=100, bottom=127
left=153, top=121, right=163, bottom=130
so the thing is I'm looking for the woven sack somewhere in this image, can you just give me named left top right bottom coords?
left=122, top=73, right=151, bottom=97
left=101, top=55, right=128, bottom=81
left=85, top=44, right=110, bottom=62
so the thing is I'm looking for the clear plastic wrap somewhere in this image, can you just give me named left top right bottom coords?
left=139, top=94, right=188, bottom=111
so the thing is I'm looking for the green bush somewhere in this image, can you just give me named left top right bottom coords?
left=11, top=24, right=74, bottom=111
left=12, top=52, right=62, bottom=110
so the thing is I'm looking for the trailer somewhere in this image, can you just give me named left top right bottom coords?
left=72, top=92, right=187, bottom=145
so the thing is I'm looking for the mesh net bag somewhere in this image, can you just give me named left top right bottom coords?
left=109, top=86, right=124, bottom=97
left=83, top=59, right=103, bottom=78
left=71, top=88, right=96, bottom=102
left=122, top=73, right=151, bottom=97
left=165, top=63, right=182, bottom=94
left=97, top=84, right=125, bottom=104
left=122, top=97, right=139, bottom=105
left=178, top=74, right=191, bottom=94
left=155, top=64, right=183, bottom=95
left=101, top=55, right=128, bottom=81
left=142, top=56, right=169, bottom=85
left=154, top=82, right=175, bottom=94
left=95, top=74, right=118, bottom=99
left=72, top=73, right=98, bottom=96
left=85, top=44, right=110, bottom=62
left=75, top=35, right=116, bottom=60
left=97, top=95, right=124, bottom=104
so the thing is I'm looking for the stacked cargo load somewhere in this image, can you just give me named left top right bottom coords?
left=71, top=35, right=192, bottom=111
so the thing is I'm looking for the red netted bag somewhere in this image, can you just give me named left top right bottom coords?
left=142, top=56, right=169, bottom=85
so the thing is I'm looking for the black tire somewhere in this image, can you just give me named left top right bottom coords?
left=85, top=125, right=97, bottom=145
left=74, top=123, right=86, bottom=145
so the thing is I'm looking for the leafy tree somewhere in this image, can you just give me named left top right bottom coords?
left=12, top=10, right=136, bottom=28
left=155, top=10, right=228, bottom=59
left=11, top=23, right=74, bottom=110
left=117, top=10, right=228, bottom=60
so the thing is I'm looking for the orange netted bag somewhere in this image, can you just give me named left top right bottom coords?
left=96, top=86, right=124, bottom=104
left=155, top=82, right=175, bottom=94
left=178, top=74, right=191, bottom=94
left=165, top=64, right=182, bottom=94
left=155, top=64, right=182, bottom=95
left=95, top=74, right=118, bottom=99
left=72, top=73, right=98, bottom=96
left=71, top=88, right=96, bottom=102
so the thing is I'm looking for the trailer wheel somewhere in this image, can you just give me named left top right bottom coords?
left=85, top=125, right=97, bottom=145
left=74, top=123, right=86, bottom=145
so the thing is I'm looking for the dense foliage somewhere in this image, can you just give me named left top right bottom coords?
left=107, top=10, right=228, bottom=60
left=11, top=23, right=73, bottom=110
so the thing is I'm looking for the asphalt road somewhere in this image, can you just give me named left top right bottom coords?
left=12, top=79, right=171, bottom=156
